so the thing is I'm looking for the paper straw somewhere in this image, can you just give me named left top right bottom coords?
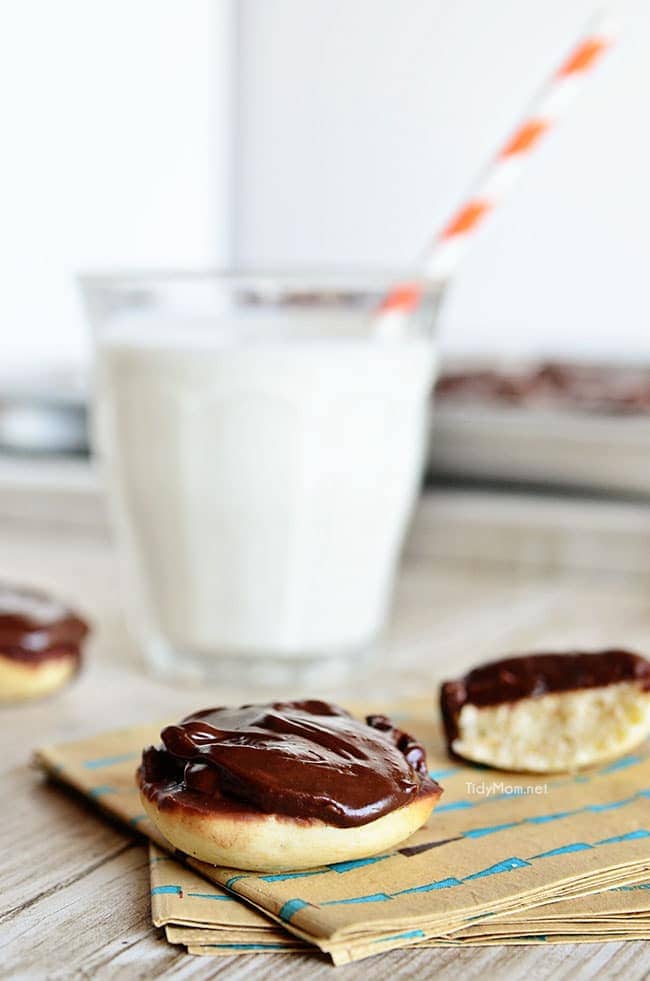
left=376, top=12, right=616, bottom=330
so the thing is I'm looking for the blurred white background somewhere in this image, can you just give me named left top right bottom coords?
left=0, top=0, right=233, bottom=370
left=2, top=0, right=650, bottom=370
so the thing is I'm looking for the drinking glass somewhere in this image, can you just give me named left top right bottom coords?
left=82, top=271, right=440, bottom=686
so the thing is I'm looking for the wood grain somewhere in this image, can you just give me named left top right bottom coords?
left=1, top=515, right=649, bottom=978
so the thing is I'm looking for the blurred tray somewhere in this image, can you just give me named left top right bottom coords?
left=429, top=363, right=650, bottom=497
left=0, top=367, right=88, bottom=456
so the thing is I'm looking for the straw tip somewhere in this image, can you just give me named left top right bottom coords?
left=377, top=283, right=422, bottom=315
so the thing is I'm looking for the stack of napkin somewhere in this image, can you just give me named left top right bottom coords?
left=35, top=709, right=650, bottom=965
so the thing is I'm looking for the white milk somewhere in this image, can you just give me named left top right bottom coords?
left=96, top=311, right=436, bottom=664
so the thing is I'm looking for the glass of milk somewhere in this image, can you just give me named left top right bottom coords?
left=83, top=272, right=441, bottom=686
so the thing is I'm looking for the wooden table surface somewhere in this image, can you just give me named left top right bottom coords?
left=2, top=508, right=650, bottom=980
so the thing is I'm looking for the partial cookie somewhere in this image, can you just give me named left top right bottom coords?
left=440, top=650, right=650, bottom=773
left=138, top=700, right=442, bottom=871
left=0, top=583, right=89, bottom=703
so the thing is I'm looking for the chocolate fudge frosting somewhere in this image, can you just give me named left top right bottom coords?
left=440, top=650, right=650, bottom=745
left=0, top=583, right=89, bottom=665
left=139, top=700, right=441, bottom=828
left=435, top=362, right=650, bottom=415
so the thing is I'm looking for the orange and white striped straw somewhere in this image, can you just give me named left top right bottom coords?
left=376, top=13, right=616, bottom=329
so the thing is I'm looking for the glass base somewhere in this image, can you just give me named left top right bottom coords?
left=140, top=632, right=379, bottom=695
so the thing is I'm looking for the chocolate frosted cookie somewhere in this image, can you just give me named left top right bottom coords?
left=0, top=583, right=89, bottom=703
left=440, top=650, right=650, bottom=773
left=138, top=700, right=442, bottom=871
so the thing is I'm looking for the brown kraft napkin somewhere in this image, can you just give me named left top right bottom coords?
left=34, top=713, right=650, bottom=965
left=155, top=846, right=650, bottom=956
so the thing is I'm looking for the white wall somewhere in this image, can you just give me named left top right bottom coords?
left=6, top=2, right=649, bottom=370
left=0, top=0, right=233, bottom=371
left=234, top=0, right=650, bottom=361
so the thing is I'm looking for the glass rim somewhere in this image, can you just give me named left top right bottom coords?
left=77, top=266, right=444, bottom=298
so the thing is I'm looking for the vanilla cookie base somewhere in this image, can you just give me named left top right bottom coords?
left=140, top=789, right=440, bottom=872
left=0, top=651, right=78, bottom=703
left=452, top=681, right=650, bottom=773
